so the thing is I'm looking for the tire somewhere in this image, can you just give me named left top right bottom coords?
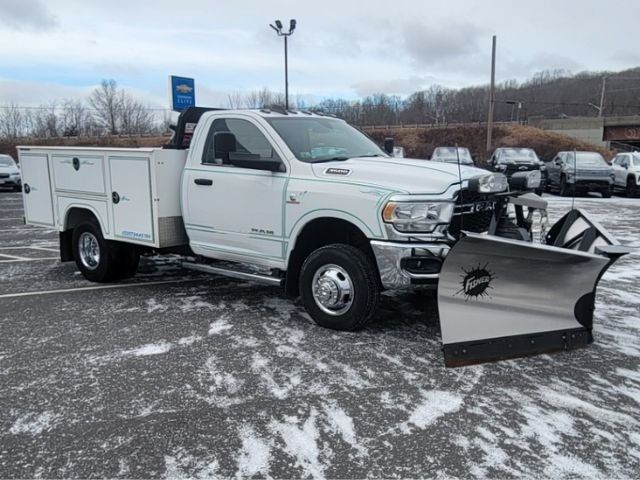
left=559, top=176, right=571, bottom=197
left=299, top=244, right=380, bottom=331
left=627, top=177, right=638, bottom=198
left=72, top=221, right=120, bottom=282
left=601, top=188, right=612, bottom=198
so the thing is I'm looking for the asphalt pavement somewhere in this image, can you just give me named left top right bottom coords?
left=1, top=190, right=639, bottom=478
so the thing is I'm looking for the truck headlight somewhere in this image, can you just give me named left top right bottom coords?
left=467, top=173, right=508, bottom=193
left=383, top=201, right=454, bottom=233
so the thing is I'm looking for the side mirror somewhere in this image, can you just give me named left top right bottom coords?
left=214, top=131, right=237, bottom=164
left=383, top=137, right=394, bottom=155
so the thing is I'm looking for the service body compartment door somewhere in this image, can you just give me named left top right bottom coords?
left=109, top=156, right=155, bottom=245
left=20, top=153, right=54, bottom=226
left=52, top=154, right=106, bottom=195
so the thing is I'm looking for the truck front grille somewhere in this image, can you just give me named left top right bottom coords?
left=448, top=192, right=495, bottom=238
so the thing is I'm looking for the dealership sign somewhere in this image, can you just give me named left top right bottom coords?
left=169, top=76, right=196, bottom=112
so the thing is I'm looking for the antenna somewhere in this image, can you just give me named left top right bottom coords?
left=572, top=150, right=577, bottom=210
left=456, top=145, right=464, bottom=234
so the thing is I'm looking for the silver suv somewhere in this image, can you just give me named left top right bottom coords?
left=545, top=151, right=614, bottom=197
left=611, top=152, right=640, bottom=197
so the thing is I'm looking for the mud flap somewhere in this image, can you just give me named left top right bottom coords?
left=437, top=208, right=630, bottom=367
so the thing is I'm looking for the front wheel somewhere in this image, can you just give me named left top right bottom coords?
left=299, top=244, right=380, bottom=331
left=559, top=176, right=572, bottom=197
left=627, top=177, right=638, bottom=198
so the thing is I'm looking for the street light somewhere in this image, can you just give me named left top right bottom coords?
left=269, top=19, right=296, bottom=110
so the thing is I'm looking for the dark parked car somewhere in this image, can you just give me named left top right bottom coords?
left=545, top=151, right=614, bottom=197
left=488, top=147, right=545, bottom=195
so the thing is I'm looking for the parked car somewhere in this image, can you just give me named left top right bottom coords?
left=488, top=147, right=545, bottom=195
left=545, top=151, right=614, bottom=197
left=611, top=151, right=640, bottom=197
left=0, top=154, right=21, bottom=191
left=430, top=147, right=474, bottom=166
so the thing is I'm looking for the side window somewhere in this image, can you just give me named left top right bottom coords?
left=612, top=155, right=620, bottom=166
left=202, top=118, right=280, bottom=165
left=621, top=156, right=629, bottom=168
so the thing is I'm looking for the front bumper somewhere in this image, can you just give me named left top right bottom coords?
left=567, top=177, right=612, bottom=189
left=370, top=241, right=450, bottom=289
left=0, top=177, right=21, bottom=187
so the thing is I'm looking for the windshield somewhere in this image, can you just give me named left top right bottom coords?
left=565, top=152, right=608, bottom=167
left=497, top=148, right=539, bottom=162
left=0, top=156, right=15, bottom=167
left=266, top=117, right=388, bottom=163
left=431, top=147, right=473, bottom=164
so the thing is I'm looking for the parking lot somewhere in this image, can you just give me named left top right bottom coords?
left=0, top=190, right=639, bottom=478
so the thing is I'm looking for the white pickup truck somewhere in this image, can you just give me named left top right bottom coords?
left=19, top=107, right=629, bottom=366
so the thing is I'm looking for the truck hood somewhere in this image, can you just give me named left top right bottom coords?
left=311, top=157, right=490, bottom=196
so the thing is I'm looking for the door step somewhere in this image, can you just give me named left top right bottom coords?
left=182, top=261, right=284, bottom=287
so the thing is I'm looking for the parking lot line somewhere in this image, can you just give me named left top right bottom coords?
left=0, top=278, right=203, bottom=299
left=0, top=253, right=31, bottom=261
left=0, top=257, right=59, bottom=263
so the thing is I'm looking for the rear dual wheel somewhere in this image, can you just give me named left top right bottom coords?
left=73, top=222, right=139, bottom=282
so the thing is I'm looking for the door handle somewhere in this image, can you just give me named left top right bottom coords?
left=194, top=178, right=213, bottom=186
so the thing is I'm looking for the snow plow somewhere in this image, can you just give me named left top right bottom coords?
left=438, top=192, right=631, bottom=367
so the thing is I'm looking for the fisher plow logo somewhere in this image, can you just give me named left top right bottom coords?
left=455, top=263, right=496, bottom=301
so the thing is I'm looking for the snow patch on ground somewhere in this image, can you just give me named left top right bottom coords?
left=236, top=426, right=271, bottom=478
left=122, top=341, right=172, bottom=357
left=271, top=410, right=325, bottom=479
left=10, top=412, right=58, bottom=435
left=324, top=403, right=367, bottom=456
left=396, top=390, right=464, bottom=434
left=208, top=318, right=233, bottom=335
left=164, top=448, right=219, bottom=479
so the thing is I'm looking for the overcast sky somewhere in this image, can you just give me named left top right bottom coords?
left=1, top=0, right=639, bottom=109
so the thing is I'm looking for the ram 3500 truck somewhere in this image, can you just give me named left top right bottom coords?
left=19, top=107, right=629, bottom=366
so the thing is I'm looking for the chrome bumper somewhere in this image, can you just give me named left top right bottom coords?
left=370, top=240, right=450, bottom=289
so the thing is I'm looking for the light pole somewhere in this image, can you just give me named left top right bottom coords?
left=270, top=19, right=296, bottom=110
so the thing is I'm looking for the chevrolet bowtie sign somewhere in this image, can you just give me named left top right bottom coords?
left=169, top=75, right=196, bottom=112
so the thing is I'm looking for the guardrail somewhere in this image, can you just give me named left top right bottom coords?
left=359, top=121, right=524, bottom=130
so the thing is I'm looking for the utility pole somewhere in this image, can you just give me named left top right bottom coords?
left=486, top=35, right=497, bottom=153
left=598, top=76, right=607, bottom=117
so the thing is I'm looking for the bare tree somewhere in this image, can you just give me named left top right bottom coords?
left=119, top=95, right=155, bottom=134
left=226, top=92, right=245, bottom=109
left=0, top=103, right=27, bottom=138
left=27, top=102, right=60, bottom=138
left=61, top=99, right=93, bottom=136
left=89, top=79, right=122, bottom=135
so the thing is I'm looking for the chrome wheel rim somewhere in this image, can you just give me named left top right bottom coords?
left=79, top=232, right=100, bottom=270
left=311, top=264, right=354, bottom=316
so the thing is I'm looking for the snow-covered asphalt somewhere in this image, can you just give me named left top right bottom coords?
left=0, top=191, right=639, bottom=478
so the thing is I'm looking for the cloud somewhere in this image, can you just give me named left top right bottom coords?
left=351, top=75, right=438, bottom=96
left=0, top=0, right=58, bottom=30
left=402, top=21, right=484, bottom=66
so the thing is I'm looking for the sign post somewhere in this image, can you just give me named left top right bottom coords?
left=168, top=76, right=196, bottom=112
